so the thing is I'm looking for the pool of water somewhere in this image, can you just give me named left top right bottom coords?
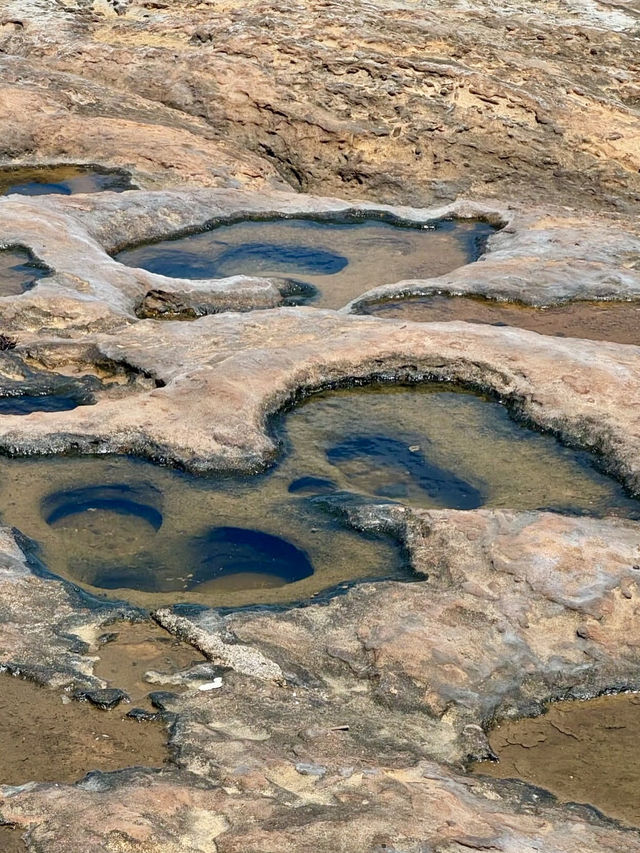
left=0, top=384, right=635, bottom=608
left=0, top=247, right=49, bottom=296
left=0, top=394, right=86, bottom=415
left=115, top=217, right=496, bottom=310
left=93, top=621, right=206, bottom=707
left=0, top=673, right=167, bottom=786
left=363, top=294, right=640, bottom=345
left=471, top=693, right=640, bottom=828
left=0, top=166, right=134, bottom=196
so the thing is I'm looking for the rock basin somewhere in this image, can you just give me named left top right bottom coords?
left=0, top=166, right=134, bottom=197
left=0, top=383, right=636, bottom=608
left=0, top=247, right=48, bottom=297
left=363, top=294, right=640, bottom=345
left=115, top=217, right=496, bottom=310
left=472, top=692, right=640, bottom=827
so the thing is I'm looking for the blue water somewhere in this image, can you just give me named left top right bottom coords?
left=191, top=526, right=314, bottom=586
left=0, top=395, right=82, bottom=415
left=0, top=247, right=50, bottom=296
left=326, top=434, right=485, bottom=509
left=42, top=484, right=164, bottom=531
left=115, top=217, right=498, bottom=309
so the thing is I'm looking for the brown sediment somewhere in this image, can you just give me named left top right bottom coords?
left=93, top=621, right=206, bottom=705
left=0, top=673, right=169, bottom=785
left=363, top=295, right=640, bottom=346
left=471, top=693, right=640, bottom=827
left=0, top=826, right=26, bottom=852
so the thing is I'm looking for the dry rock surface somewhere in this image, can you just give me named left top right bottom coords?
left=0, top=0, right=639, bottom=851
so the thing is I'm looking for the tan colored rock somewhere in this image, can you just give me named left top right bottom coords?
left=1, top=0, right=639, bottom=211
left=2, top=762, right=640, bottom=852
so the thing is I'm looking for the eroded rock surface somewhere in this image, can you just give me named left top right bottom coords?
left=2, top=510, right=640, bottom=849
left=0, top=0, right=639, bottom=847
left=1, top=0, right=639, bottom=213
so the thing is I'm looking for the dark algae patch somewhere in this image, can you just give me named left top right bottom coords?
left=471, top=693, right=640, bottom=828
left=0, top=165, right=133, bottom=196
left=0, top=383, right=636, bottom=607
left=364, top=294, right=640, bottom=346
left=115, top=217, right=496, bottom=309
left=0, top=672, right=168, bottom=785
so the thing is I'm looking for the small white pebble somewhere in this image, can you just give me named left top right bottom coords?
left=199, top=677, right=223, bottom=691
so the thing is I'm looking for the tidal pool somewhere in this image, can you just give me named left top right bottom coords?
left=0, top=673, right=168, bottom=786
left=0, top=247, right=48, bottom=296
left=0, top=384, right=635, bottom=608
left=363, top=294, right=640, bottom=345
left=115, top=217, right=496, bottom=309
left=0, top=827, right=24, bottom=853
left=471, top=693, right=640, bottom=827
left=0, top=395, right=85, bottom=415
left=0, top=166, right=134, bottom=196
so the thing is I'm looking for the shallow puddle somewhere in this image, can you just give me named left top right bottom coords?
left=0, top=672, right=168, bottom=786
left=115, top=217, right=496, bottom=309
left=0, top=395, right=85, bottom=415
left=0, top=384, right=636, bottom=607
left=363, top=294, right=640, bottom=345
left=93, top=621, right=206, bottom=705
left=0, top=826, right=25, bottom=853
left=0, top=247, right=48, bottom=296
left=471, top=693, right=640, bottom=827
left=0, top=165, right=134, bottom=196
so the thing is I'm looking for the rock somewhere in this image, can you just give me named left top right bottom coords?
left=125, top=708, right=161, bottom=722
left=74, top=688, right=129, bottom=710
left=0, top=0, right=638, bottom=213
left=1, top=763, right=639, bottom=852
left=295, top=762, right=327, bottom=776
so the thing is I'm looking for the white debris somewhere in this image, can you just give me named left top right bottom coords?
left=198, top=677, right=223, bottom=691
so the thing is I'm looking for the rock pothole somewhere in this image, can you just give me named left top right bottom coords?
left=0, top=382, right=636, bottom=608
left=363, top=294, right=640, bottom=346
left=0, top=166, right=135, bottom=197
left=0, top=247, right=49, bottom=297
left=115, top=215, right=497, bottom=311
left=0, top=348, right=160, bottom=415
